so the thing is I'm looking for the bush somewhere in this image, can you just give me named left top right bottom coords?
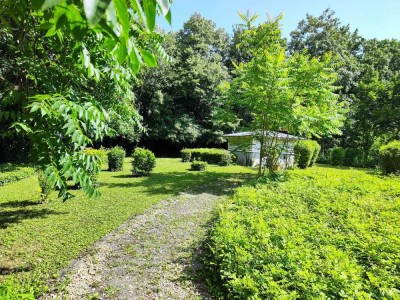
left=38, top=169, right=52, bottom=202
left=294, top=140, right=319, bottom=169
left=379, top=140, right=400, bottom=174
left=206, top=167, right=400, bottom=299
left=190, top=160, right=207, bottom=171
left=181, top=149, right=191, bottom=162
left=107, top=147, right=126, bottom=171
left=330, top=146, right=346, bottom=166
left=181, top=148, right=232, bottom=166
left=131, top=148, right=156, bottom=176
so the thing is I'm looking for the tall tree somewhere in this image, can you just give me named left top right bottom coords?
left=135, top=13, right=231, bottom=150
left=289, top=8, right=362, bottom=93
left=220, top=15, right=345, bottom=175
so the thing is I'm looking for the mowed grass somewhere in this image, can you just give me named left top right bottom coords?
left=208, top=165, right=400, bottom=299
left=0, top=158, right=256, bottom=297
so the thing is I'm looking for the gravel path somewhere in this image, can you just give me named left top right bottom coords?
left=42, top=192, right=222, bottom=300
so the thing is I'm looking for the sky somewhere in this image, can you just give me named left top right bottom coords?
left=158, top=0, right=400, bottom=40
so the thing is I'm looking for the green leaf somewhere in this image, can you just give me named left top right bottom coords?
left=156, top=0, right=169, bottom=16
left=56, top=13, right=68, bottom=29
left=112, top=0, right=130, bottom=37
left=165, top=9, right=171, bottom=25
left=83, top=0, right=112, bottom=26
left=143, top=0, right=156, bottom=31
left=115, top=40, right=128, bottom=64
left=139, top=49, right=157, bottom=67
left=41, top=0, right=63, bottom=10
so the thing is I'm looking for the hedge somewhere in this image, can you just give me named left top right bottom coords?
left=330, top=146, right=346, bottom=166
left=294, top=140, right=320, bottom=169
left=379, top=140, right=400, bottom=174
left=181, top=148, right=232, bottom=166
left=107, top=146, right=126, bottom=171
left=131, top=148, right=156, bottom=176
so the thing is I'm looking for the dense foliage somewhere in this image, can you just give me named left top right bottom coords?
left=190, top=160, right=207, bottom=171
left=207, top=167, right=400, bottom=299
left=107, top=146, right=126, bottom=171
left=135, top=13, right=231, bottom=150
left=180, top=148, right=232, bottom=166
left=379, top=140, right=400, bottom=174
left=131, top=147, right=156, bottom=176
left=289, top=9, right=400, bottom=164
left=0, top=0, right=172, bottom=199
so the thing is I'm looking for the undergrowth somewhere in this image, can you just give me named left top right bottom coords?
left=206, top=166, right=400, bottom=299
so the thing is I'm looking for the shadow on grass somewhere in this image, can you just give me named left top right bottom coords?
left=0, top=199, right=40, bottom=208
left=0, top=207, right=67, bottom=229
left=0, top=266, right=32, bottom=276
left=103, top=172, right=254, bottom=197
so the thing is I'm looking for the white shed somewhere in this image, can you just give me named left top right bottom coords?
left=223, top=131, right=301, bottom=168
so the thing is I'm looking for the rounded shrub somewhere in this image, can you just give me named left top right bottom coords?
left=330, top=146, right=346, bottom=166
left=131, top=147, right=156, bottom=176
left=190, top=161, right=207, bottom=171
left=379, top=140, right=400, bottom=174
left=294, top=140, right=315, bottom=169
left=107, top=146, right=126, bottom=171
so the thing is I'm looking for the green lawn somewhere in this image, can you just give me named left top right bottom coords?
left=207, top=165, right=400, bottom=299
left=0, top=158, right=256, bottom=298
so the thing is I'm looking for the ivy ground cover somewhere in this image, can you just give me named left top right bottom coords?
left=208, top=166, right=400, bottom=299
left=0, top=158, right=255, bottom=298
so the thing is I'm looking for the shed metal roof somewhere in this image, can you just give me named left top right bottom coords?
left=223, top=131, right=302, bottom=140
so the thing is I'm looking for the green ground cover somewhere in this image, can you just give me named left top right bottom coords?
left=0, top=158, right=256, bottom=298
left=208, top=165, right=400, bottom=299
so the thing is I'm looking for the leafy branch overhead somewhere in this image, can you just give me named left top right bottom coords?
left=0, top=0, right=173, bottom=200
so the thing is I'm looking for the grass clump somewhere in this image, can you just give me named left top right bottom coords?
left=206, top=166, right=400, bottom=299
